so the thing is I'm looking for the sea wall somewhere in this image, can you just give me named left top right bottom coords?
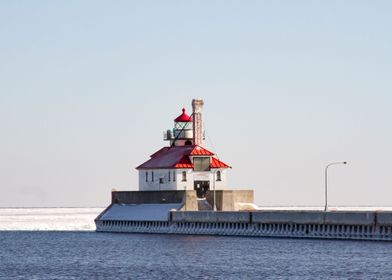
left=111, top=190, right=253, bottom=211
left=96, top=209, right=392, bottom=241
left=112, top=190, right=188, bottom=204
left=205, top=190, right=254, bottom=211
left=170, top=210, right=392, bottom=226
left=111, top=190, right=199, bottom=210
left=377, top=213, right=392, bottom=225
left=252, top=211, right=376, bottom=225
left=171, top=211, right=249, bottom=223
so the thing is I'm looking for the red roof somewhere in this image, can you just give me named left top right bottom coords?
left=189, top=145, right=214, bottom=156
left=210, top=157, right=230, bottom=168
left=136, top=145, right=230, bottom=170
left=174, top=155, right=193, bottom=168
left=174, top=108, right=193, bottom=122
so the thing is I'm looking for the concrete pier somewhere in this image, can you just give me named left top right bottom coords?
left=95, top=209, right=392, bottom=241
left=109, top=190, right=254, bottom=211
left=96, top=190, right=392, bottom=241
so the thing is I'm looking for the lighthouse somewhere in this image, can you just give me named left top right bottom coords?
left=95, top=96, right=392, bottom=241
left=136, top=99, right=230, bottom=198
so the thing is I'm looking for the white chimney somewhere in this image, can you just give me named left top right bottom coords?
left=192, top=99, right=204, bottom=147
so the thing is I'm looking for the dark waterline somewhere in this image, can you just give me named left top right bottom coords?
left=1, top=231, right=392, bottom=279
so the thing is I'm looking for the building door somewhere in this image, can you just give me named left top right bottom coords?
left=194, top=181, right=210, bottom=198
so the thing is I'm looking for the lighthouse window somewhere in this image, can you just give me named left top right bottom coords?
left=173, top=171, right=176, bottom=181
left=145, top=171, right=148, bottom=182
left=182, top=171, right=187, bottom=182
left=216, top=171, right=222, bottom=181
left=168, top=171, right=171, bottom=182
left=152, top=171, right=154, bottom=182
left=193, top=157, right=210, bottom=171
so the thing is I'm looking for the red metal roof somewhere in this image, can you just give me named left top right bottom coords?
left=190, top=146, right=214, bottom=156
left=174, top=155, right=193, bottom=168
left=136, top=145, right=230, bottom=170
left=210, top=157, right=230, bottom=168
left=149, top=147, right=169, bottom=158
left=174, top=108, right=193, bottom=122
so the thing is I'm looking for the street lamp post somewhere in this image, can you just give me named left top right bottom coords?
left=324, top=161, right=347, bottom=212
left=213, top=170, right=217, bottom=211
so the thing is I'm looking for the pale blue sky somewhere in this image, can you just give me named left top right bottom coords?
left=1, top=1, right=391, bottom=207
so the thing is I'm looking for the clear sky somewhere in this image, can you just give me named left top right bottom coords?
left=1, top=1, right=391, bottom=207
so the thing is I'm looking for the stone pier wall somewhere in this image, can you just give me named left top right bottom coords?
left=169, top=210, right=392, bottom=226
left=205, top=190, right=254, bottom=211
left=111, top=189, right=254, bottom=211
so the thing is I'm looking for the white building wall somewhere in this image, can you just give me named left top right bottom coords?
left=174, top=169, right=194, bottom=191
left=139, top=169, right=178, bottom=191
left=211, top=169, right=228, bottom=190
left=193, top=169, right=228, bottom=190
left=139, top=168, right=229, bottom=191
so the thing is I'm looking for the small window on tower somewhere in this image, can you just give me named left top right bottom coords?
left=168, top=171, right=171, bottom=182
left=145, top=171, right=148, bottom=182
left=217, top=171, right=222, bottom=181
left=152, top=171, right=154, bottom=182
left=173, top=171, right=176, bottom=181
left=182, top=171, right=187, bottom=182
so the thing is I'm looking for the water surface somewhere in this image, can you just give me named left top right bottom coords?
left=1, top=231, right=392, bottom=279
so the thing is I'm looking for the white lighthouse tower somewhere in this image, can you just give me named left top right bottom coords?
left=136, top=99, right=230, bottom=198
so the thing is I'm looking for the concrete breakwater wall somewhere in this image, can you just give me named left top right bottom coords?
left=171, top=211, right=392, bottom=226
left=96, top=209, right=392, bottom=241
left=110, top=190, right=254, bottom=211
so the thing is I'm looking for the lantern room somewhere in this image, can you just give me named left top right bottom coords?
left=164, top=108, right=194, bottom=146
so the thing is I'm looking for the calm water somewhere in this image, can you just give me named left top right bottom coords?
left=1, top=231, right=392, bottom=280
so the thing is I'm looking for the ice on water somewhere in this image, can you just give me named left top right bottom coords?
left=2, top=206, right=392, bottom=231
left=0, top=208, right=104, bottom=231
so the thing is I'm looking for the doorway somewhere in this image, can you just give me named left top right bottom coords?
left=194, top=181, right=210, bottom=198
